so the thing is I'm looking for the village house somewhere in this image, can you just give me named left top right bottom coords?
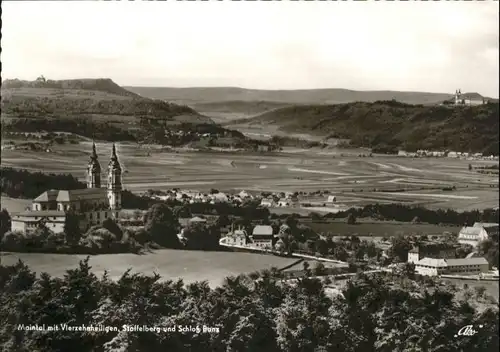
left=326, top=195, right=337, bottom=204
left=238, top=190, right=253, bottom=200
left=210, top=192, right=229, bottom=203
left=458, top=222, right=499, bottom=248
left=277, top=198, right=291, bottom=207
left=250, top=225, right=274, bottom=248
left=178, top=216, right=208, bottom=228
left=219, top=227, right=248, bottom=247
left=407, top=243, right=456, bottom=264
left=260, top=198, right=275, bottom=208
left=10, top=143, right=123, bottom=234
left=414, top=257, right=489, bottom=276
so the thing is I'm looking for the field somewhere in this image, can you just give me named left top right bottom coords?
left=303, top=220, right=460, bottom=237
left=124, top=86, right=452, bottom=106
left=0, top=250, right=297, bottom=288
left=1, top=141, right=498, bottom=212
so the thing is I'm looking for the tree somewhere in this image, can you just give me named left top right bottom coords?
left=315, top=238, right=329, bottom=256
left=102, top=218, right=123, bottom=241
left=313, top=262, right=328, bottom=276
left=172, top=205, right=192, bottom=219
left=309, top=212, right=321, bottom=221
left=334, top=246, right=349, bottom=262
left=182, top=222, right=219, bottom=250
left=64, top=209, right=81, bottom=245
left=347, top=213, right=357, bottom=225
left=143, top=203, right=180, bottom=248
left=389, top=236, right=413, bottom=262
left=0, top=209, right=11, bottom=239
left=215, top=214, right=231, bottom=228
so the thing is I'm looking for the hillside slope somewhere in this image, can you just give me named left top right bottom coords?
left=0, top=78, right=266, bottom=149
left=241, top=101, right=499, bottom=155
left=125, top=86, right=455, bottom=105
left=3, top=78, right=141, bottom=98
left=1, top=78, right=212, bottom=124
left=192, top=100, right=291, bottom=116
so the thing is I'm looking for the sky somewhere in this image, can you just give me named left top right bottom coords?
left=2, top=1, right=499, bottom=97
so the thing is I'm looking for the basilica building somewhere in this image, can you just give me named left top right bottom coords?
left=11, top=143, right=123, bottom=234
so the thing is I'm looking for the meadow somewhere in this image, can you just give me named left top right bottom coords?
left=0, top=250, right=297, bottom=288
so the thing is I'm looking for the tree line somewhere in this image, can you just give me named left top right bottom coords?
left=316, top=204, right=499, bottom=226
left=0, top=258, right=497, bottom=352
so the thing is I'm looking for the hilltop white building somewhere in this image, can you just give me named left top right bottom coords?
left=453, top=89, right=488, bottom=106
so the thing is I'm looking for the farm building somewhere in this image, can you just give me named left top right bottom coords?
left=178, top=216, right=208, bottom=228
left=10, top=143, right=123, bottom=235
left=277, top=199, right=291, bottom=207
left=407, top=243, right=456, bottom=264
left=260, top=199, right=274, bottom=207
left=414, top=257, right=489, bottom=276
left=281, top=260, right=348, bottom=278
left=251, top=225, right=274, bottom=248
left=458, top=222, right=499, bottom=248
left=326, top=195, right=337, bottom=203
left=238, top=190, right=253, bottom=199
left=219, top=228, right=248, bottom=247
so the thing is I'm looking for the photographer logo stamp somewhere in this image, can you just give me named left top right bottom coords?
left=454, top=324, right=484, bottom=337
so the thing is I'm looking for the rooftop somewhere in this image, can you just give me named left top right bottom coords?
left=33, top=189, right=60, bottom=202
left=252, top=225, right=273, bottom=237
left=459, top=227, right=483, bottom=236
left=56, top=188, right=107, bottom=202
left=417, top=257, right=489, bottom=267
left=473, top=222, right=498, bottom=228
left=14, top=210, right=66, bottom=218
left=417, top=257, right=448, bottom=268
left=459, top=92, right=484, bottom=100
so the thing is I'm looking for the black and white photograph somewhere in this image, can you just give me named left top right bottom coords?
left=0, top=0, right=499, bottom=351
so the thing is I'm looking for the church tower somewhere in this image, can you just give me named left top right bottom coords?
left=454, top=89, right=462, bottom=105
left=107, top=143, right=122, bottom=217
left=86, top=142, right=101, bottom=188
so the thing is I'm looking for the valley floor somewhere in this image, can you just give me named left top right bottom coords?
left=1, top=141, right=498, bottom=212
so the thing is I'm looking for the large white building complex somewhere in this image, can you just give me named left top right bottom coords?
left=458, top=222, right=499, bottom=248
left=414, top=257, right=489, bottom=277
left=11, top=143, right=123, bottom=234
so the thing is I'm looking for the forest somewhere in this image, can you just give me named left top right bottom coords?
left=0, top=258, right=498, bottom=352
left=247, top=101, right=500, bottom=155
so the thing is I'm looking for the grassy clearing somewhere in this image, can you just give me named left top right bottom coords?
left=0, top=250, right=297, bottom=288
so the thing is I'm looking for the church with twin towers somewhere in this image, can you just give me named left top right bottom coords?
left=10, top=143, right=124, bottom=235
